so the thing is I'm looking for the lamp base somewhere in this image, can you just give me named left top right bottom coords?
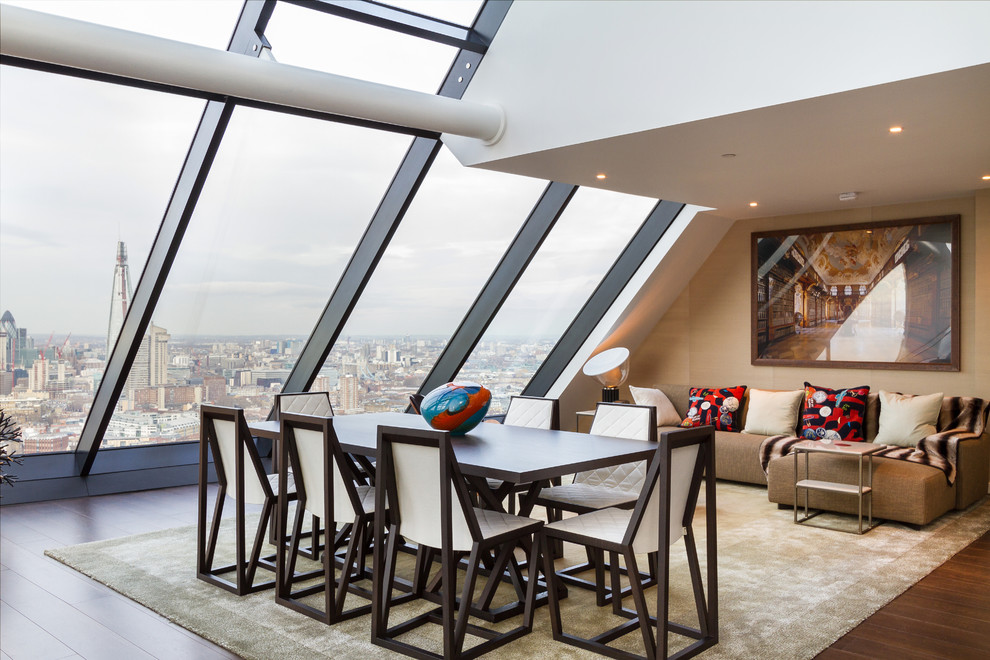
left=602, top=386, right=620, bottom=403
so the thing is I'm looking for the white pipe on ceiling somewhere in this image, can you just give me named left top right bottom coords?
left=0, top=3, right=505, bottom=143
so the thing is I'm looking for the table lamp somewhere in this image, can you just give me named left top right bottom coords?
left=582, top=347, right=630, bottom=403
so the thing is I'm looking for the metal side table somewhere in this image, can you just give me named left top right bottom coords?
left=793, top=439, right=883, bottom=534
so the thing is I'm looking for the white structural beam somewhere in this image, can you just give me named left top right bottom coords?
left=0, top=3, right=505, bottom=143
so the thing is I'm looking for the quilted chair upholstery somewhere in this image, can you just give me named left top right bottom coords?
left=277, top=391, right=334, bottom=418
left=372, top=426, right=543, bottom=659
left=539, top=426, right=717, bottom=660
left=536, top=402, right=656, bottom=514
left=486, top=396, right=561, bottom=513
left=275, top=413, right=378, bottom=624
left=198, top=405, right=295, bottom=596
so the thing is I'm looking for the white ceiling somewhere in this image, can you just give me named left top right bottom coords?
left=443, top=1, right=990, bottom=220
left=467, top=63, right=990, bottom=220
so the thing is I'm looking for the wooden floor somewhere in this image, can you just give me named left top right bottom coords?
left=1, top=485, right=988, bottom=660
left=816, top=528, right=990, bottom=660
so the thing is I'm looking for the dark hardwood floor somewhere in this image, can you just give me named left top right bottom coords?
left=816, top=528, right=990, bottom=660
left=1, top=485, right=988, bottom=659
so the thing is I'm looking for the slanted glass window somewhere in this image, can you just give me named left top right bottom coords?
left=379, top=1, right=483, bottom=26
left=0, top=67, right=203, bottom=454
left=456, top=188, right=658, bottom=413
left=102, top=107, right=412, bottom=448
left=264, top=2, right=461, bottom=94
left=314, top=146, right=546, bottom=414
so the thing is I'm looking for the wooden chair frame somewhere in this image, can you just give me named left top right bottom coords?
left=489, top=395, right=561, bottom=514
left=197, top=405, right=282, bottom=595
left=371, top=426, right=542, bottom=659
left=539, top=426, right=718, bottom=660
left=275, top=412, right=380, bottom=623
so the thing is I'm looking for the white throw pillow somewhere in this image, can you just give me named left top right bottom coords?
left=742, top=389, right=804, bottom=436
left=874, top=390, right=943, bottom=447
left=628, top=385, right=682, bottom=427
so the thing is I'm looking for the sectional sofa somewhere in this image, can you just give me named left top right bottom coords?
left=644, top=384, right=989, bottom=526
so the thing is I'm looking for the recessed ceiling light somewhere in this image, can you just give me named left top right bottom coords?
left=596, top=173, right=607, bottom=180
left=749, top=202, right=759, bottom=207
left=889, top=126, right=903, bottom=134
left=721, top=153, right=736, bottom=158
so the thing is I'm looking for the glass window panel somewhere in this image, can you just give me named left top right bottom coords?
left=3, top=0, right=241, bottom=49
left=102, top=107, right=413, bottom=448
left=313, top=147, right=546, bottom=414
left=380, top=1, right=483, bottom=26
left=264, top=2, right=460, bottom=94
left=456, top=188, right=658, bottom=413
left=0, top=67, right=204, bottom=454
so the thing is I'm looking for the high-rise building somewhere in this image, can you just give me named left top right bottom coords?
left=0, top=310, right=34, bottom=369
left=127, top=324, right=170, bottom=395
left=339, top=373, right=360, bottom=412
left=106, top=241, right=133, bottom=358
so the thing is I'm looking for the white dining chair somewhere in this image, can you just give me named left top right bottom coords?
left=533, top=402, right=657, bottom=601
left=539, top=426, right=717, bottom=660
left=275, top=412, right=377, bottom=623
left=371, top=425, right=543, bottom=659
left=486, top=395, right=560, bottom=513
left=197, top=405, right=295, bottom=595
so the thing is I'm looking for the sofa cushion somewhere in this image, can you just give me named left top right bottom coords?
left=629, top=385, right=683, bottom=426
left=874, top=390, right=943, bottom=447
left=800, top=382, right=870, bottom=442
left=681, top=386, right=746, bottom=432
left=743, top=389, right=804, bottom=437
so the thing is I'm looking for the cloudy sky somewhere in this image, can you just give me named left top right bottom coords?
left=0, top=0, right=657, bottom=342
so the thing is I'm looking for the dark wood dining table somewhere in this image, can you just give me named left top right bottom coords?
left=251, top=411, right=656, bottom=485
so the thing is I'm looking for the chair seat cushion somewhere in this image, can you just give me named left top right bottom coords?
left=472, top=507, right=541, bottom=541
left=355, top=484, right=378, bottom=514
left=266, top=471, right=295, bottom=495
left=537, top=483, right=639, bottom=511
left=544, top=506, right=631, bottom=545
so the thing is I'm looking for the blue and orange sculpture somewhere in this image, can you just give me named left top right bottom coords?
left=420, top=381, right=492, bottom=436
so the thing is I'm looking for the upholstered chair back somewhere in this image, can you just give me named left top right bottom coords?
left=277, top=391, right=334, bottom=418
left=205, top=411, right=270, bottom=506
left=575, top=403, right=656, bottom=491
left=503, top=395, right=559, bottom=430
left=631, top=440, right=702, bottom=554
left=382, top=431, right=476, bottom=552
left=286, top=424, right=356, bottom=523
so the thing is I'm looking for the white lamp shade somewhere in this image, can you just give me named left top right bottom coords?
left=582, top=347, right=630, bottom=388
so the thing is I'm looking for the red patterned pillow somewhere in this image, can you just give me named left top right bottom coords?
left=801, top=383, right=870, bottom=442
left=681, top=386, right=747, bottom=432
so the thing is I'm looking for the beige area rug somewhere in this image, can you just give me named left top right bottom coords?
left=46, top=483, right=990, bottom=659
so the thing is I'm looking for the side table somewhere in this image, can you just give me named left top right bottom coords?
left=793, top=440, right=883, bottom=534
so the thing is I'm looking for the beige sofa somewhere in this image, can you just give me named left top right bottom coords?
left=650, top=384, right=989, bottom=526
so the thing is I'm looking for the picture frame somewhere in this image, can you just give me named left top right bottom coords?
left=751, top=215, right=960, bottom=371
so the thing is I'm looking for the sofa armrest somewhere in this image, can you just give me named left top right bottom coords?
left=954, top=430, right=990, bottom=509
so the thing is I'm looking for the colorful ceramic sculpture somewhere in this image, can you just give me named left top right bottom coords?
left=420, top=381, right=492, bottom=436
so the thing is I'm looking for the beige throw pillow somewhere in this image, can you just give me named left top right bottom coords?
left=629, top=385, right=682, bottom=426
left=874, top=390, right=943, bottom=447
left=742, top=389, right=803, bottom=436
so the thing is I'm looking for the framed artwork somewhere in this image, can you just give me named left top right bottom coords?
left=751, top=215, right=960, bottom=371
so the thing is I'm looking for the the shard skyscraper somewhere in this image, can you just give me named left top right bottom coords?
left=106, top=241, right=133, bottom=358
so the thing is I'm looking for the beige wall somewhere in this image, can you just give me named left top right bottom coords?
left=628, top=194, right=989, bottom=401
